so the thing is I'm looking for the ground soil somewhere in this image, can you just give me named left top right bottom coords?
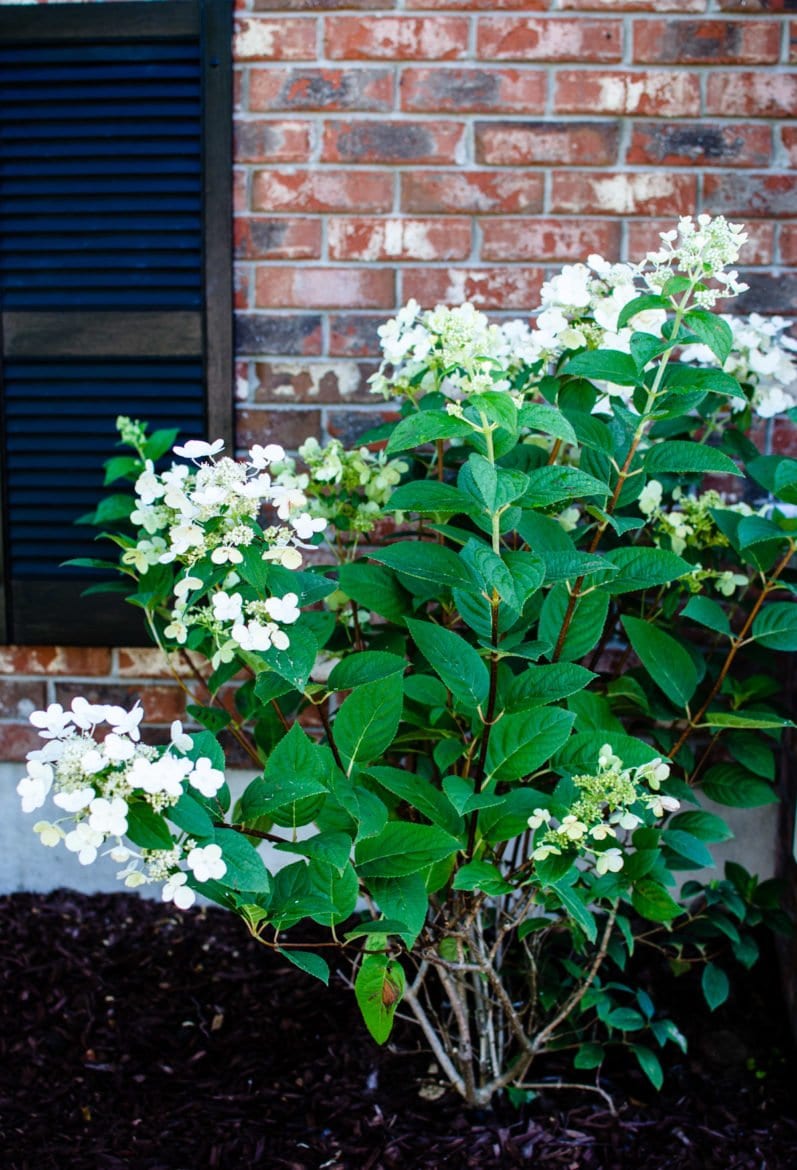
left=1, top=890, right=796, bottom=1169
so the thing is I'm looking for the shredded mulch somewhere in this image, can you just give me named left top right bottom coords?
left=1, top=890, right=796, bottom=1169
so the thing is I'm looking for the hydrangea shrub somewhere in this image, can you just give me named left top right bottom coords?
left=20, top=216, right=796, bottom=1107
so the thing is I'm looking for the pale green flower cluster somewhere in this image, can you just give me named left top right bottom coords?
left=271, top=437, right=409, bottom=537
left=643, top=214, right=748, bottom=307
left=680, top=313, right=797, bottom=419
left=529, top=746, right=678, bottom=875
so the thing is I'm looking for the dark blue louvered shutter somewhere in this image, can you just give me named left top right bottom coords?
left=0, top=0, right=232, bottom=644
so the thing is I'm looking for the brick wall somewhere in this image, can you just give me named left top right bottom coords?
left=3, top=0, right=796, bottom=759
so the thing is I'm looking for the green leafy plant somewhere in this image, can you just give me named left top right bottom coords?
left=20, top=216, right=795, bottom=1107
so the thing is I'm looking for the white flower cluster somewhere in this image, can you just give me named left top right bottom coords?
left=643, top=214, right=748, bottom=307
left=680, top=314, right=797, bottom=419
left=528, top=745, right=678, bottom=875
left=17, top=700, right=226, bottom=909
left=271, top=437, right=409, bottom=537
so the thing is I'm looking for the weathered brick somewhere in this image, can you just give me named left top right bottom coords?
left=401, top=267, right=543, bottom=310
left=554, top=70, right=700, bottom=116
left=783, top=127, right=797, bottom=167
left=237, top=407, right=322, bottom=450
left=235, top=217, right=322, bottom=260
left=233, top=168, right=247, bottom=214
left=0, top=646, right=112, bottom=676
left=628, top=220, right=775, bottom=266
left=255, top=267, right=395, bottom=310
left=234, top=120, right=311, bottom=164
left=0, top=680, right=46, bottom=720
left=550, top=172, right=696, bottom=217
left=715, top=1, right=792, bottom=12
left=329, top=315, right=387, bottom=357
left=233, top=17, right=317, bottom=61
left=326, top=16, right=469, bottom=60
left=407, top=0, right=546, bottom=8
left=633, top=20, right=780, bottom=64
left=703, top=174, right=797, bottom=218
left=321, top=120, right=465, bottom=165
left=402, top=171, right=544, bottom=214
left=252, top=169, right=393, bottom=213
left=731, top=272, right=797, bottom=314
left=328, top=217, right=472, bottom=262
left=0, top=723, right=44, bottom=761
left=474, top=120, right=619, bottom=166
left=477, top=17, right=622, bottom=62
left=480, top=219, right=621, bottom=263
left=750, top=416, right=797, bottom=460
left=705, top=73, right=797, bottom=118
left=235, top=314, right=323, bottom=356
left=780, top=224, right=797, bottom=265
left=253, top=360, right=377, bottom=403
left=559, top=0, right=706, bottom=9
left=55, top=682, right=186, bottom=725
left=116, top=648, right=205, bottom=679
left=400, top=67, right=546, bottom=113
left=627, top=122, right=771, bottom=168
left=250, top=68, right=393, bottom=112
left=233, top=65, right=244, bottom=113
left=255, top=0, right=395, bottom=8
left=326, top=410, right=399, bottom=446
left=234, top=265, right=250, bottom=311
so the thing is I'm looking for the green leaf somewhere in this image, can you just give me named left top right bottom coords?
left=478, top=787, right=553, bottom=844
left=486, top=706, right=575, bottom=781
left=663, top=364, right=744, bottom=400
left=406, top=618, right=489, bottom=711
left=144, top=426, right=180, bottom=462
left=354, top=951, right=405, bottom=1044
left=617, top=293, right=669, bottom=331
left=701, top=711, right=792, bottom=731
left=606, top=1008, right=646, bottom=1032
left=328, top=652, right=406, bottom=692
left=240, top=724, right=328, bottom=818
left=522, top=466, right=610, bottom=508
left=668, top=810, right=733, bottom=843
left=752, top=602, right=797, bottom=651
left=186, top=703, right=232, bottom=734
left=168, top=792, right=215, bottom=839
left=682, top=309, right=734, bottom=365
left=386, top=410, right=472, bottom=454
left=645, top=440, right=741, bottom=478
left=334, top=677, right=403, bottom=772
left=621, top=616, right=698, bottom=709
left=631, top=879, right=682, bottom=923
left=701, top=763, right=777, bottom=808
left=442, top=774, right=503, bottom=815
left=338, top=562, right=410, bottom=625
left=281, top=949, right=330, bottom=985
left=563, top=349, right=640, bottom=387
left=126, top=801, right=175, bottom=850
left=103, top=454, right=141, bottom=485
left=518, top=403, right=577, bottom=446
left=662, top=829, right=714, bottom=869
left=539, top=550, right=615, bottom=583
left=701, top=962, right=730, bottom=1012
left=274, top=831, right=353, bottom=875
left=385, top=481, right=478, bottom=519
left=505, top=663, right=596, bottom=712
left=603, top=547, right=691, bottom=593
left=631, top=1045, right=664, bottom=1091
left=260, top=626, right=318, bottom=691
left=682, top=595, right=732, bottom=637
left=214, top=827, right=272, bottom=894
left=461, top=540, right=519, bottom=609
left=355, top=822, right=461, bottom=879
left=548, top=878, right=597, bottom=942
left=540, top=586, right=609, bottom=662
left=368, top=873, right=428, bottom=945
left=452, top=859, right=512, bottom=895
left=369, top=542, right=475, bottom=592
left=574, top=1042, right=605, bottom=1070
left=367, top=765, right=464, bottom=837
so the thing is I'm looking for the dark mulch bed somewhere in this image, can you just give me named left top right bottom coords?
left=1, top=891, right=796, bottom=1169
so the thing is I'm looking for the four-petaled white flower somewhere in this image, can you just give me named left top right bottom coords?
left=249, top=443, right=285, bottom=469
left=70, top=697, right=108, bottom=731
left=106, top=703, right=144, bottom=742
left=189, top=757, right=225, bottom=798
left=594, top=848, right=624, bottom=875
left=30, top=703, right=73, bottom=739
left=103, top=733, right=136, bottom=763
left=162, top=871, right=196, bottom=909
left=212, top=591, right=244, bottom=623
left=174, top=575, right=203, bottom=604
left=17, top=762, right=54, bottom=812
left=173, top=438, right=224, bottom=461
left=264, top=592, right=301, bottom=625
left=648, top=794, right=681, bottom=819
left=33, top=821, right=64, bottom=848
left=53, top=786, right=95, bottom=812
left=290, top=512, right=327, bottom=542
left=186, top=843, right=227, bottom=883
left=527, top=808, right=551, bottom=831
left=170, top=720, right=193, bottom=754
left=88, top=796, right=129, bottom=837
left=64, top=822, right=104, bottom=866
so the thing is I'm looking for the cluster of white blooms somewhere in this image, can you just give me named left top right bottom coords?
left=643, top=214, right=748, bottom=307
left=271, top=437, right=409, bottom=537
left=680, top=314, right=797, bottom=419
left=17, top=701, right=226, bottom=909
left=528, top=746, right=678, bottom=875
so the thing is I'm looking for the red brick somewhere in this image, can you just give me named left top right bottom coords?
left=328, top=217, right=472, bottom=262
left=628, top=219, right=774, bottom=266
left=550, top=172, right=696, bottom=217
left=55, top=682, right=187, bottom=725
left=703, top=174, right=797, bottom=219
left=474, top=120, right=618, bottom=166
left=234, top=265, right=250, bottom=311
left=235, top=217, right=322, bottom=260
left=0, top=723, right=45, bottom=761
left=780, top=224, right=797, bottom=264
left=477, top=17, right=622, bottom=62
left=322, top=120, right=465, bottom=165
left=116, top=648, right=205, bottom=679
left=554, top=70, right=700, bottom=116
left=253, top=360, right=377, bottom=404
left=706, top=73, right=797, bottom=118
left=400, top=67, right=546, bottom=113
left=792, top=19, right=797, bottom=64
left=402, top=171, right=544, bottom=214
left=325, top=16, right=469, bottom=60
left=633, top=20, right=780, bottom=64
left=329, top=315, right=387, bottom=357
left=255, top=267, right=395, bottom=310
left=731, top=272, right=797, bottom=315
left=251, top=170, right=393, bottom=213
left=480, top=219, right=621, bottom=263
left=233, top=168, right=247, bottom=214
left=235, top=314, right=323, bottom=356
left=233, top=66, right=244, bottom=113
left=256, top=0, right=395, bottom=8
left=236, top=407, right=322, bottom=451
left=233, top=17, right=317, bottom=61
left=0, top=680, right=46, bottom=720
left=0, top=646, right=112, bottom=676
left=715, top=1, right=792, bottom=12
left=234, top=120, right=311, bottom=164
left=783, top=127, right=797, bottom=167
left=401, top=267, right=543, bottom=310
left=560, top=0, right=706, bottom=9
left=249, top=68, right=393, bottom=112
left=627, top=122, right=771, bottom=168
left=326, top=410, right=399, bottom=446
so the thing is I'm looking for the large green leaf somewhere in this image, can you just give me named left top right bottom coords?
left=548, top=877, right=598, bottom=942
left=752, top=602, right=797, bottom=651
left=368, top=766, right=463, bottom=838
left=663, top=365, right=744, bottom=400
left=240, top=724, right=328, bottom=819
left=355, top=822, right=460, bottom=879
left=384, top=481, right=479, bottom=518
left=260, top=626, right=318, bottom=691
left=603, top=547, right=691, bottom=593
left=681, top=595, right=732, bottom=638
left=328, top=652, right=406, bottom=692
left=645, top=440, right=741, bottom=478
left=563, top=349, right=640, bottom=387
left=701, top=962, right=730, bottom=1011
left=631, top=879, right=682, bottom=923
left=621, top=616, right=698, bottom=709
left=522, top=466, right=610, bottom=509
left=668, top=810, right=733, bottom=843
left=214, top=827, right=272, bottom=895
left=338, top=562, right=410, bottom=625
left=280, top=949, right=330, bottom=985
left=518, top=403, right=577, bottom=446
left=460, top=540, right=519, bottom=609
left=406, top=618, right=489, bottom=710
left=701, top=764, right=777, bottom=808
left=386, top=410, right=472, bottom=454
left=354, top=951, right=406, bottom=1044
left=334, top=677, right=404, bottom=772
left=682, top=309, right=734, bottom=364
left=540, top=586, right=610, bottom=662
left=505, top=663, right=596, bottom=712
left=486, top=706, right=576, bottom=781
left=368, top=873, right=429, bottom=945
left=369, top=542, right=475, bottom=592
